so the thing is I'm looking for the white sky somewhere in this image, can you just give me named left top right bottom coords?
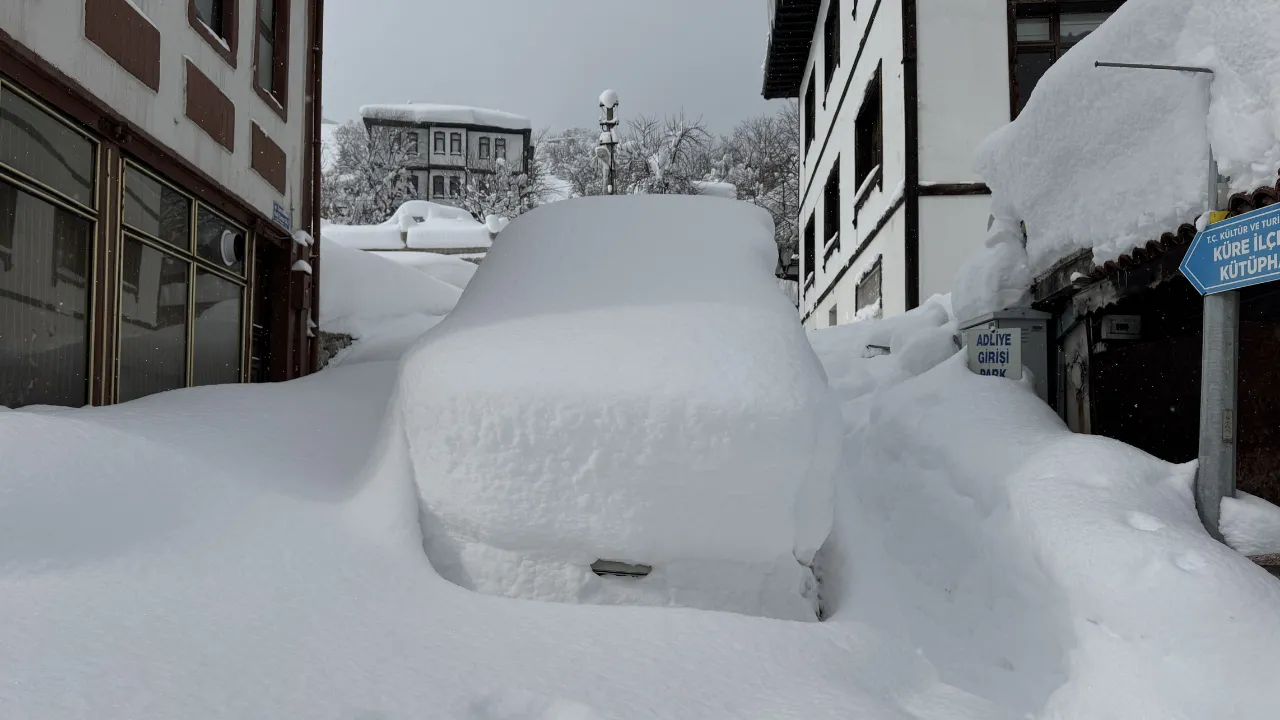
left=321, top=0, right=782, bottom=133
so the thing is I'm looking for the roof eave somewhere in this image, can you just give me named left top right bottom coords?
left=760, top=0, right=821, bottom=100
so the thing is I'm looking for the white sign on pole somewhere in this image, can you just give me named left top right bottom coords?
left=965, top=326, right=1022, bottom=380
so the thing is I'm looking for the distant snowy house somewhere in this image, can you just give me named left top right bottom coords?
left=360, top=104, right=533, bottom=204
left=762, top=0, right=1127, bottom=329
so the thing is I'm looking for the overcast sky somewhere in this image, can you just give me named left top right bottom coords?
left=322, top=0, right=781, bottom=134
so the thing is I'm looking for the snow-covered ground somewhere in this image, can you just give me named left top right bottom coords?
left=2, top=198, right=1278, bottom=718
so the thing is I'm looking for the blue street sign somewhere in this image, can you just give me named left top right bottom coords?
left=1180, top=202, right=1280, bottom=295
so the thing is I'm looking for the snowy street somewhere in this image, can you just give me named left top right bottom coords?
left=3, top=196, right=1279, bottom=719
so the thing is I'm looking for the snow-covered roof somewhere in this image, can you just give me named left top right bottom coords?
left=359, top=104, right=532, bottom=131
left=693, top=181, right=738, bottom=199
left=976, top=0, right=1280, bottom=275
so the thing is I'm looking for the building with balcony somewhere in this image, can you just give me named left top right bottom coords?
left=763, top=0, right=1124, bottom=328
left=359, top=104, right=533, bottom=204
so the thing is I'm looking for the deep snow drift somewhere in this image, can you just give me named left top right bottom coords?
left=398, top=196, right=841, bottom=621
left=323, top=200, right=493, bottom=253
left=976, top=0, right=1280, bottom=274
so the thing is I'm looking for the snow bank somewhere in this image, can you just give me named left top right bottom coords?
left=950, top=218, right=1032, bottom=323
left=1223, top=492, right=1280, bottom=556
left=812, top=300, right=1280, bottom=719
left=318, top=237, right=460, bottom=339
left=321, top=222, right=404, bottom=250
left=323, top=201, right=492, bottom=253
left=398, top=195, right=842, bottom=621
left=371, top=250, right=478, bottom=290
left=976, top=0, right=1280, bottom=274
left=360, top=103, right=532, bottom=131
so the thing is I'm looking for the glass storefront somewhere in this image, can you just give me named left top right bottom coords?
left=0, top=77, right=254, bottom=409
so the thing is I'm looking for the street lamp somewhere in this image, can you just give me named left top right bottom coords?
left=598, top=89, right=620, bottom=195
left=1095, top=60, right=1233, bottom=541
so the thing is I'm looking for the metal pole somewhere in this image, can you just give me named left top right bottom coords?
left=1195, top=74, right=1237, bottom=540
left=1095, top=61, right=1236, bottom=539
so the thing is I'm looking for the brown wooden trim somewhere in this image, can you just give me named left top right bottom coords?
left=250, top=122, right=287, bottom=194
left=919, top=182, right=991, bottom=196
left=184, top=59, right=235, bottom=152
left=802, top=193, right=905, bottom=323
left=902, top=0, right=920, bottom=311
left=188, top=0, right=239, bottom=69
left=84, top=0, right=161, bottom=92
left=252, top=0, right=291, bottom=121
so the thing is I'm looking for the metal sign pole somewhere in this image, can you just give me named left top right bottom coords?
left=1194, top=76, right=1237, bottom=541
left=1096, top=62, right=1236, bottom=539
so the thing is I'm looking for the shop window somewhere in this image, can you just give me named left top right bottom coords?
left=120, top=162, right=249, bottom=401
left=479, top=137, right=491, bottom=160
left=855, top=64, right=883, bottom=191
left=0, top=180, right=92, bottom=408
left=0, top=86, right=96, bottom=207
left=1012, top=2, right=1124, bottom=115
left=0, top=81, right=97, bottom=409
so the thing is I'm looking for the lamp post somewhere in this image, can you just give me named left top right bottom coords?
left=1095, top=60, right=1234, bottom=540
left=598, top=89, right=620, bottom=195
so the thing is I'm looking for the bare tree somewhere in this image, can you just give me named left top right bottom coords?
left=712, top=102, right=801, bottom=271
left=617, top=113, right=714, bottom=195
left=320, top=121, right=417, bottom=225
left=459, top=131, right=550, bottom=222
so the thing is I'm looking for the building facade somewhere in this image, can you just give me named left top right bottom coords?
left=0, top=0, right=324, bottom=409
left=359, top=105, right=533, bottom=204
left=763, top=0, right=1124, bottom=328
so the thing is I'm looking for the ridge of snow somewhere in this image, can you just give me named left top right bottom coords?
left=359, top=104, right=532, bottom=131
left=1223, top=492, right=1280, bottom=556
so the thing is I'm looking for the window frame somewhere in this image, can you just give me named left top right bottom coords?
left=823, top=0, right=840, bottom=95
left=478, top=136, right=491, bottom=160
left=252, top=0, right=291, bottom=120
left=823, top=160, right=840, bottom=268
left=803, top=213, right=816, bottom=290
left=188, top=0, right=239, bottom=69
left=432, top=174, right=446, bottom=197
left=854, top=63, right=883, bottom=194
left=448, top=175, right=461, bottom=197
left=495, top=137, right=507, bottom=161
left=117, top=159, right=253, bottom=400
left=406, top=131, right=419, bottom=156
left=855, top=258, right=883, bottom=314
left=433, top=132, right=446, bottom=154
left=1009, top=1, right=1124, bottom=117
left=803, top=74, right=816, bottom=155
left=0, top=79, right=100, bottom=407
left=450, top=132, right=463, bottom=155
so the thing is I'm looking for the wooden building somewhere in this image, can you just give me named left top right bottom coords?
left=0, top=0, right=324, bottom=408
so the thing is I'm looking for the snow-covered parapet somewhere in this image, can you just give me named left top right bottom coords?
left=359, top=104, right=531, bottom=131
left=398, top=195, right=841, bottom=620
left=976, top=0, right=1280, bottom=274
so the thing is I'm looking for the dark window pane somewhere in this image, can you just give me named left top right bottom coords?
left=0, top=87, right=96, bottom=208
left=824, top=163, right=840, bottom=242
left=1060, top=12, right=1110, bottom=41
left=495, top=138, right=506, bottom=160
left=432, top=175, right=445, bottom=196
left=0, top=180, right=91, bottom=407
left=123, top=166, right=191, bottom=248
left=479, top=137, right=490, bottom=159
left=434, top=132, right=445, bottom=153
left=803, top=215, right=815, bottom=282
left=257, top=32, right=276, bottom=93
left=1015, top=51, right=1054, bottom=114
left=856, top=263, right=882, bottom=311
left=449, top=176, right=460, bottom=197
left=259, top=0, right=275, bottom=32
left=119, top=237, right=189, bottom=402
left=824, top=0, right=840, bottom=90
left=196, top=206, right=246, bottom=276
left=193, top=268, right=243, bottom=387
left=450, top=133, right=462, bottom=154
left=407, top=133, right=418, bottom=155
left=1016, top=17, right=1052, bottom=42
left=195, top=0, right=225, bottom=37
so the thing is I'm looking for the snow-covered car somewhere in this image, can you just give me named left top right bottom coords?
left=398, top=195, right=842, bottom=620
